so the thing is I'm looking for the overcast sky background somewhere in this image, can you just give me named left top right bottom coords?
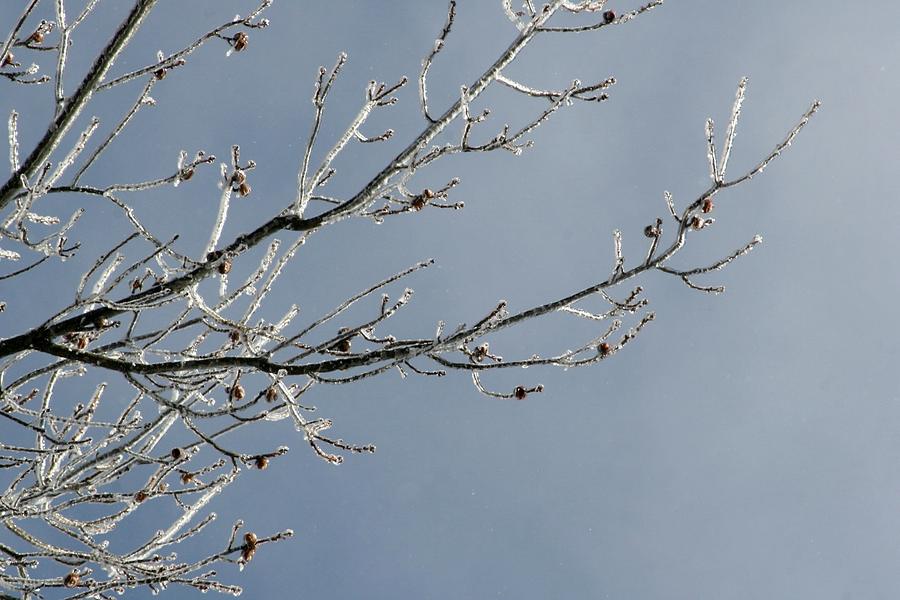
left=2, top=1, right=900, bottom=599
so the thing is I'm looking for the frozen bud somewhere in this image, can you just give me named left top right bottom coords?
left=154, top=68, right=167, bottom=80
left=171, top=447, right=184, bottom=460
left=230, top=383, right=245, bottom=400
left=422, top=188, right=435, bottom=199
left=1, top=52, right=15, bottom=68
left=701, top=198, right=714, bottom=213
left=29, top=30, right=44, bottom=44
left=244, top=532, right=258, bottom=548
left=64, top=572, right=80, bottom=588
left=134, top=490, right=149, bottom=503
left=229, top=329, right=241, bottom=343
left=218, top=258, right=232, bottom=275
left=180, top=167, right=194, bottom=181
left=473, top=344, right=488, bottom=362
left=514, top=386, right=528, bottom=400
left=233, top=31, right=249, bottom=52
left=265, top=386, right=278, bottom=402
left=180, top=471, right=194, bottom=484
left=598, top=342, right=612, bottom=356
left=131, top=278, right=143, bottom=292
left=255, top=456, right=269, bottom=470
left=690, top=215, right=705, bottom=230
left=76, top=336, right=88, bottom=350
left=644, top=225, right=659, bottom=238
left=232, top=169, right=246, bottom=185
left=239, top=181, right=252, bottom=197
left=603, top=10, right=616, bottom=24
left=157, top=482, right=168, bottom=493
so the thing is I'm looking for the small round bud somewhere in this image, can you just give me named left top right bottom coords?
left=255, top=456, right=269, bottom=470
left=690, top=215, right=704, bottom=230
left=171, top=447, right=183, bottom=460
left=473, top=344, right=489, bottom=362
left=218, top=258, right=232, bottom=275
left=157, top=482, right=168, bottom=493
left=154, top=68, right=167, bottom=80
left=30, top=31, right=45, bottom=44
left=244, top=532, right=258, bottom=548
left=333, top=338, right=351, bottom=353
left=265, top=386, right=278, bottom=402
left=230, top=383, right=245, bottom=400
left=180, top=167, right=195, bottom=181
left=644, top=225, right=658, bottom=238
left=422, top=188, right=435, bottom=199
left=603, top=10, right=616, bottom=24
left=238, top=181, right=252, bottom=197
left=701, top=198, right=714, bottom=214
left=134, top=490, right=149, bottom=503
left=180, top=471, right=194, bottom=484
left=229, top=329, right=241, bottom=343
left=233, top=32, right=249, bottom=52
left=514, top=386, right=527, bottom=400
left=64, top=572, right=80, bottom=588
left=598, top=342, right=612, bottom=356
left=411, top=196, right=427, bottom=211
left=1, top=52, right=15, bottom=68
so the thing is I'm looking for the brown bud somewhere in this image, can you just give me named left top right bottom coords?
left=30, top=31, right=45, bottom=44
left=241, top=546, right=256, bottom=563
left=411, top=196, right=427, bottom=211
left=154, top=68, right=167, bottom=80
left=232, top=169, right=246, bottom=185
left=244, top=532, right=258, bottom=547
left=644, top=225, right=658, bottom=238
left=690, top=215, right=704, bottom=230
left=1, top=52, right=15, bottom=68
left=134, top=490, right=149, bottom=503
left=63, top=572, right=80, bottom=588
left=218, top=258, right=232, bottom=275
left=473, top=344, right=488, bottom=362
left=131, top=278, right=143, bottom=292
left=230, top=383, right=245, bottom=400
left=76, top=336, right=88, bottom=350
left=233, top=31, right=249, bottom=52
left=255, top=456, right=269, bottom=470
left=603, top=10, right=616, bottom=24
left=229, top=329, right=241, bottom=343
left=171, top=447, right=183, bottom=460
left=333, top=338, right=351, bottom=353
left=265, top=386, right=278, bottom=402
left=514, top=386, right=528, bottom=400
left=180, top=471, right=194, bottom=484
left=180, top=167, right=194, bottom=181
left=157, top=482, right=168, bottom=493
left=598, top=342, right=611, bottom=356
left=238, top=181, right=252, bottom=197
left=701, top=197, right=714, bottom=214
left=422, top=188, right=435, bottom=199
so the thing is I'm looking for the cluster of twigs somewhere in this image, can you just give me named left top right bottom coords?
left=0, top=0, right=817, bottom=597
